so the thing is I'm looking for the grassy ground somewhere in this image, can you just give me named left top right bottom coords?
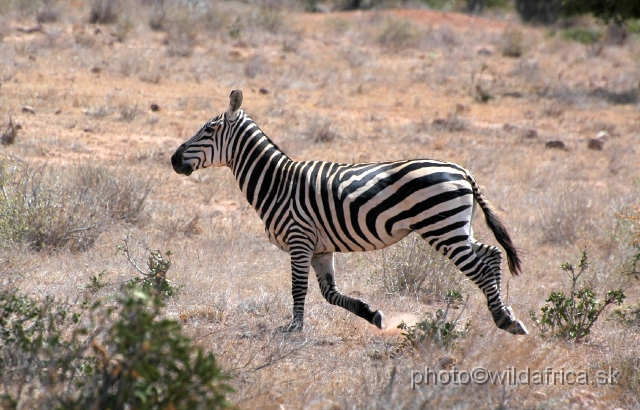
left=1, top=1, right=639, bottom=408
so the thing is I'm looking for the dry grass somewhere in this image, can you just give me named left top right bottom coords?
left=1, top=3, right=639, bottom=409
left=367, top=233, right=466, bottom=301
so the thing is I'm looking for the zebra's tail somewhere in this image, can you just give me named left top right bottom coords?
left=466, top=172, right=522, bottom=276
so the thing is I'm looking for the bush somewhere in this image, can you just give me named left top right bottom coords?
left=253, top=8, right=284, bottom=34
left=369, top=234, right=464, bottom=300
left=530, top=250, right=626, bottom=340
left=0, top=286, right=232, bottom=408
left=421, top=0, right=456, bottom=11
left=0, top=161, right=102, bottom=252
left=562, top=28, right=602, bottom=44
left=117, top=234, right=182, bottom=298
left=613, top=304, right=640, bottom=328
left=619, top=204, right=640, bottom=280
left=562, top=0, right=640, bottom=25
left=376, top=17, right=420, bottom=51
left=515, top=0, right=562, bottom=25
left=627, top=19, right=640, bottom=35
left=164, top=9, right=197, bottom=57
left=36, top=0, right=61, bottom=23
left=72, top=163, right=153, bottom=224
left=398, top=290, right=471, bottom=349
left=88, top=0, right=121, bottom=24
left=500, top=27, right=524, bottom=57
left=0, top=160, right=153, bottom=252
left=0, top=117, right=20, bottom=146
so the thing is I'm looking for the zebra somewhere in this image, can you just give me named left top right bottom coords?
left=171, top=90, right=528, bottom=336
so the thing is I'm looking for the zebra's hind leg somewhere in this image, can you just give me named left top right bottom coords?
left=471, top=241, right=528, bottom=335
left=424, top=232, right=526, bottom=335
left=311, top=253, right=385, bottom=329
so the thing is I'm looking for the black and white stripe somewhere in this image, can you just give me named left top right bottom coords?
left=171, top=90, right=527, bottom=335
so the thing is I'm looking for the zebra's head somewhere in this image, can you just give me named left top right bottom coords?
left=171, top=90, right=244, bottom=176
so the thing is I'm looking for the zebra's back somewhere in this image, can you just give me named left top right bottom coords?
left=290, top=159, right=475, bottom=253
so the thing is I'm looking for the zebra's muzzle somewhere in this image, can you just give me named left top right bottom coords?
left=171, top=145, right=193, bottom=176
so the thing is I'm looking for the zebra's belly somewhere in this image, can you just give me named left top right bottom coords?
left=314, top=228, right=413, bottom=253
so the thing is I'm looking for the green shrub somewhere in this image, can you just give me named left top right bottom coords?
left=228, top=16, right=242, bottom=39
left=562, top=27, right=602, bottom=44
left=530, top=250, right=626, bottom=340
left=0, top=286, right=232, bottom=408
left=627, top=19, right=640, bottom=35
left=485, top=0, right=510, bottom=9
left=398, top=290, right=471, bottom=349
left=85, top=271, right=110, bottom=293
left=421, top=0, right=455, bottom=11
left=117, top=234, right=182, bottom=298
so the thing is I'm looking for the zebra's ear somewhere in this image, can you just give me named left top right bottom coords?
left=226, top=89, right=243, bottom=121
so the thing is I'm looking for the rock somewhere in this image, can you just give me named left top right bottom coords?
left=455, top=103, right=468, bottom=113
left=503, top=91, right=524, bottom=98
left=522, top=129, right=538, bottom=139
left=588, top=138, right=604, bottom=150
left=259, top=87, right=269, bottom=95
left=90, top=66, right=101, bottom=73
left=22, top=106, right=35, bottom=114
left=503, top=123, right=518, bottom=133
left=545, top=140, right=565, bottom=150
left=596, top=130, right=610, bottom=140
left=15, top=23, right=43, bottom=34
left=150, top=103, right=160, bottom=112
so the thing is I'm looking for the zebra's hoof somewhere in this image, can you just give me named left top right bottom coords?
left=502, top=319, right=528, bottom=335
left=278, top=320, right=303, bottom=333
left=510, top=320, right=528, bottom=335
left=498, top=306, right=528, bottom=335
left=372, top=310, right=385, bottom=329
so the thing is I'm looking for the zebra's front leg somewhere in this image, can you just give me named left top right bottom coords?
left=279, top=244, right=312, bottom=332
left=311, top=253, right=385, bottom=329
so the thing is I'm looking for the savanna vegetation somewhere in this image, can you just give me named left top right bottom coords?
left=1, top=0, right=639, bottom=408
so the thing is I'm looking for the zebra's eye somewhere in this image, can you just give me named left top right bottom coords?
left=204, top=121, right=217, bottom=132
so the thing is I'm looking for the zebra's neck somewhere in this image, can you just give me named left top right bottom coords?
left=228, top=117, right=293, bottom=216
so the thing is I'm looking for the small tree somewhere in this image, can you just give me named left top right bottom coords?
left=515, top=0, right=562, bottom=24
left=530, top=250, right=626, bottom=341
left=117, top=234, right=181, bottom=298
